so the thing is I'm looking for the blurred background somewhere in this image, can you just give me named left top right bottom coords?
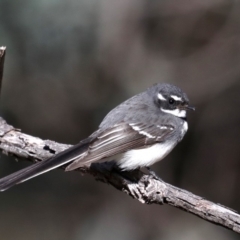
left=0, top=0, right=240, bottom=239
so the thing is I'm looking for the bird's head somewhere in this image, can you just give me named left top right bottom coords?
left=150, top=83, right=195, bottom=119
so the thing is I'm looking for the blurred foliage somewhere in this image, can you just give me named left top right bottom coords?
left=0, top=0, right=239, bottom=239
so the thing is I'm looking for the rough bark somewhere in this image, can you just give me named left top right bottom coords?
left=0, top=117, right=239, bottom=233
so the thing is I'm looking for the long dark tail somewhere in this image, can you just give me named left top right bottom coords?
left=0, top=142, right=89, bottom=191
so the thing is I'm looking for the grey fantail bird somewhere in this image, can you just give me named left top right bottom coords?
left=0, top=83, right=194, bottom=191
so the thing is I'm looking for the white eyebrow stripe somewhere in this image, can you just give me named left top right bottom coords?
left=170, top=95, right=182, bottom=101
left=158, top=93, right=167, bottom=101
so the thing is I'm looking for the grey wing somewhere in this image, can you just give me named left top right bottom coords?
left=66, top=122, right=174, bottom=171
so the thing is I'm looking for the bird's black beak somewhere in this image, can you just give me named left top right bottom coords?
left=186, top=105, right=195, bottom=111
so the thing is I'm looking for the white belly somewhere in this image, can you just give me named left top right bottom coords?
left=116, top=142, right=176, bottom=170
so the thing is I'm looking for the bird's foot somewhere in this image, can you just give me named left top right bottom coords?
left=146, top=167, right=163, bottom=182
left=90, top=162, right=141, bottom=182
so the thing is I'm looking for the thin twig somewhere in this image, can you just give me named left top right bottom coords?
left=0, top=47, right=6, bottom=95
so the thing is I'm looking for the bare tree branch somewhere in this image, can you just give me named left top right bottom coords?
left=0, top=117, right=239, bottom=233
left=0, top=46, right=6, bottom=95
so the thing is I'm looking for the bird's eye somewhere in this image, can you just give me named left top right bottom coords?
left=169, top=98, right=175, bottom=104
